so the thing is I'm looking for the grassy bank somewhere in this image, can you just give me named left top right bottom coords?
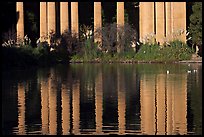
left=70, top=40, right=194, bottom=63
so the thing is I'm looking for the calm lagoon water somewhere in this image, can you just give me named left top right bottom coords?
left=2, top=63, right=202, bottom=135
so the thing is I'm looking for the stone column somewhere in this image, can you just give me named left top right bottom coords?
left=40, top=2, right=47, bottom=41
left=155, top=2, right=165, bottom=45
left=47, top=2, right=56, bottom=34
left=139, top=2, right=155, bottom=43
left=117, top=2, right=124, bottom=26
left=94, top=2, right=102, bottom=44
left=60, top=2, right=69, bottom=35
left=172, top=2, right=186, bottom=42
left=71, top=2, right=79, bottom=36
left=116, top=2, right=125, bottom=53
left=165, top=2, right=172, bottom=40
left=16, top=2, right=24, bottom=43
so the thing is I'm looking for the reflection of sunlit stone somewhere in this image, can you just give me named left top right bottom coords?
left=117, top=69, right=126, bottom=135
left=156, top=74, right=166, bottom=135
left=95, top=71, right=103, bottom=134
left=41, top=80, right=49, bottom=135
left=48, top=69, right=57, bottom=135
left=17, top=82, right=26, bottom=135
left=72, top=82, right=80, bottom=135
left=172, top=74, right=187, bottom=135
left=140, top=72, right=188, bottom=135
left=140, top=74, right=156, bottom=135
left=61, top=83, right=70, bottom=135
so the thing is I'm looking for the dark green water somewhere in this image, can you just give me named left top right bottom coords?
left=2, top=63, right=202, bottom=135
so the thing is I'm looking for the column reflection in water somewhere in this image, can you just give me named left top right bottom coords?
left=117, top=68, right=126, bottom=135
left=171, top=74, right=187, bottom=135
left=140, top=74, right=156, bottom=134
left=156, top=74, right=166, bottom=134
left=61, top=83, right=70, bottom=135
left=48, top=68, right=57, bottom=134
left=140, top=72, right=187, bottom=135
left=72, top=81, right=80, bottom=135
left=17, top=82, right=26, bottom=135
left=40, top=79, right=49, bottom=135
left=95, top=71, right=103, bottom=134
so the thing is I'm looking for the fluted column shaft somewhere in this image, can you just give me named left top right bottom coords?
left=16, top=2, right=24, bottom=43
left=60, top=2, right=69, bottom=35
left=165, top=2, right=172, bottom=39
left=139, top=2, right=155, bottom=42
left=172, top=2, right=186, bottom=42
left=94, top=2, right=102, bottom=44
left=47, top=2, right=56, bottom=34
left=155, top=2, right=165, bottom=45
left=40, top=2, right=47, bottom=41
left=71, top=2, right=79, bottom=36
left=117, top=2, right=124, bottom=26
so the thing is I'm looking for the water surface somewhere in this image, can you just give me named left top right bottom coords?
left=2, top=63, right=202, bottom=135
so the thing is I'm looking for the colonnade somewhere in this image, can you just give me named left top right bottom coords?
left=16, top=2, right=186, bottom=45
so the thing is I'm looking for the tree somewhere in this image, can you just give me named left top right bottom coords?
left=188, top=2, right=202, bottom=48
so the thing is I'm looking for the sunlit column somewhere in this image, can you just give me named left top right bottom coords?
left=94, top=2, right=102, bottom=44
left=41, top=80, right=49, bottom=135
left=16, top=2, right=24, bottom=43
left=172, top=2, right=186, bottom=42
left=71, top=2, right=79, bottom=36
left=117, top=2, right=124, bottom=26
left=40, top=2, right=47, bottom=41
left=17, top=82, right=26, bottom=135
left=61, top=83, right=70, bottom=135
left=60, top=2, right=69, bottom=34
left=48, top=69, right=57, bottom=135
left=172, top=74, right=187, bottom=135
left=139, top=2, right=155, bottom=42
left=116, top=2, right=124, bottom=53
left=117, top=69, right=126, bottom=135
left=47, top=2, right=56, bottom=34
left=72, top=82, right=80, bottom=135
left=95, top=71, right=103, bottom=134
left=156, top=74, right=166, bottom=135
left=155, top=2, right=165, bottom=44
left=165, top=2, right=172, bottom=40
left=140, top=74, right=156, bottom=135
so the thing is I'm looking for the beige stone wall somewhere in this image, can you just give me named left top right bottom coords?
left=16, top=2, right=24, bottom=43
